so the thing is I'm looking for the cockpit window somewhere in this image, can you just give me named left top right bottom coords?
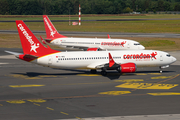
left=166, top=54, right=171, bottom=57
left=134, top=43, right=140, bottom=45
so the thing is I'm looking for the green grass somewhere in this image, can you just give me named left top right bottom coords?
left=0, top=14, right=180, bottom=50
left=0, top=20, right=180, bottom=33
left=1, top=14, right=180, bottom=20
left=0, top=14, right=180, bottom=33
left=140, top=40, right=176, bottom=47
left=131, top=37, right=180, bottom=51
left=0, top=33, right=179, bottom=51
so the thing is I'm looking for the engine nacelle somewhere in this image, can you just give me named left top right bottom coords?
left=118, top=63, right=136, bottom=73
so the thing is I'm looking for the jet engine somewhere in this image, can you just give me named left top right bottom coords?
left=117, top=63, right=136, bottom=73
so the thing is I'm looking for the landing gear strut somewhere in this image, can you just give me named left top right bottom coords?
left=159, top=66, right=162, bottom=73
left=101, top=68, right=107, bottom=76
left=101, top=70, right=107, bottom=76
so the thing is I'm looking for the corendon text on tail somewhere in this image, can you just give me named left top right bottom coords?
left=42, top=15, right=145, bottom=51
left=5, top=20, right=176, bottom=76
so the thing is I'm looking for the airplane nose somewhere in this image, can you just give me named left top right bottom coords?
left=172, top=56, right=177, bottom=63
left=139, top=45, right=145, bottom=50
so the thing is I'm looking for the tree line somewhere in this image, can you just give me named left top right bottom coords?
left=1, top=0, right=180, bottom=15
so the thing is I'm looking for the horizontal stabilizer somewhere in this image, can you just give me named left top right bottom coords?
left=5, top=50, right=22, bottom=56
left=40, top=36, right=47, bottom=44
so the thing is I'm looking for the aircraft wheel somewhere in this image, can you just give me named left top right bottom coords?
left=90, top=69, right=97, bottom=74
left=159, top=66, right=162, bottom=73
left=101, top=70, right=107, bottom=76
left=116, top=66, right=121, bottom=73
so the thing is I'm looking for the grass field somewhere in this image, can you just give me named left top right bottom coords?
left=0, top=14, right=180, bottom=51
left=0, top=34, right=179, bottom=51
left=1, top=14, right=180, bottom=20
left=0, top=14, right=180, bottom=33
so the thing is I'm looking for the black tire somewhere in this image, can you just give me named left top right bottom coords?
left=90, top=69, right=97, bottom=74
left=101, top=70, right=107, bottom=76
left=116, top=66, right=121, bottom=73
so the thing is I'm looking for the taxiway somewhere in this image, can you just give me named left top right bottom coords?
left=0, top=49, right=180, bottom=120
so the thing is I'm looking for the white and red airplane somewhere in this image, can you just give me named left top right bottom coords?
left=43, top=15, right=145, bottom=51
left=5, top=20, right=176, bottom=75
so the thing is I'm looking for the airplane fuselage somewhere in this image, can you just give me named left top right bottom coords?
left=31, top=50, right=176, bottom=69
left=49, top=38, right=145, bottom=50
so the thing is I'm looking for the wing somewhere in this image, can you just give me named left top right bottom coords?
left=87, top=53, right=136, bottom=73
left=63, top=46, right=101, bottom=51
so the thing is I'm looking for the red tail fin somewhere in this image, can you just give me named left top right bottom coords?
left=16, top=20, right=59, bottom=57
left=43, top=15, right=67, bottom=39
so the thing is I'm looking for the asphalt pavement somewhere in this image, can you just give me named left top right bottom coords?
left=0, top=49, right=180, bottom=120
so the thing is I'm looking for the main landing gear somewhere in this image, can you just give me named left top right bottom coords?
left=101, top=70, right=107, bottom=76
left=90, top=69, right=107, bottom=76
left=90, top=69, right=97, bottom=74
left=101, top=68, right=107, bottom=76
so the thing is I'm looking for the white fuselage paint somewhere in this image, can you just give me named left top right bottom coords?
left=50, top=38, right=145, bottom=50
left=30, top=50, right=176, bottom=69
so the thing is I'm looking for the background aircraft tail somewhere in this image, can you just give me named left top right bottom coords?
left=16, top=20, right=59, bottom=57
left=43, top=15, right=67, bottom=39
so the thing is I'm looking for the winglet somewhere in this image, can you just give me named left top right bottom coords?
left=109, top=53, right=115, bottom=67
left=107, top=34, right=111, bottom=39
left=87, top=48, right=99, bottom=51
left=43, top=15, right=67, bottom=39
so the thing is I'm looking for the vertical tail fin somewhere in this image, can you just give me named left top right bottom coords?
left=16, top=20, right=59, bottom=57
left=43, top=15, right=67, bottom=39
